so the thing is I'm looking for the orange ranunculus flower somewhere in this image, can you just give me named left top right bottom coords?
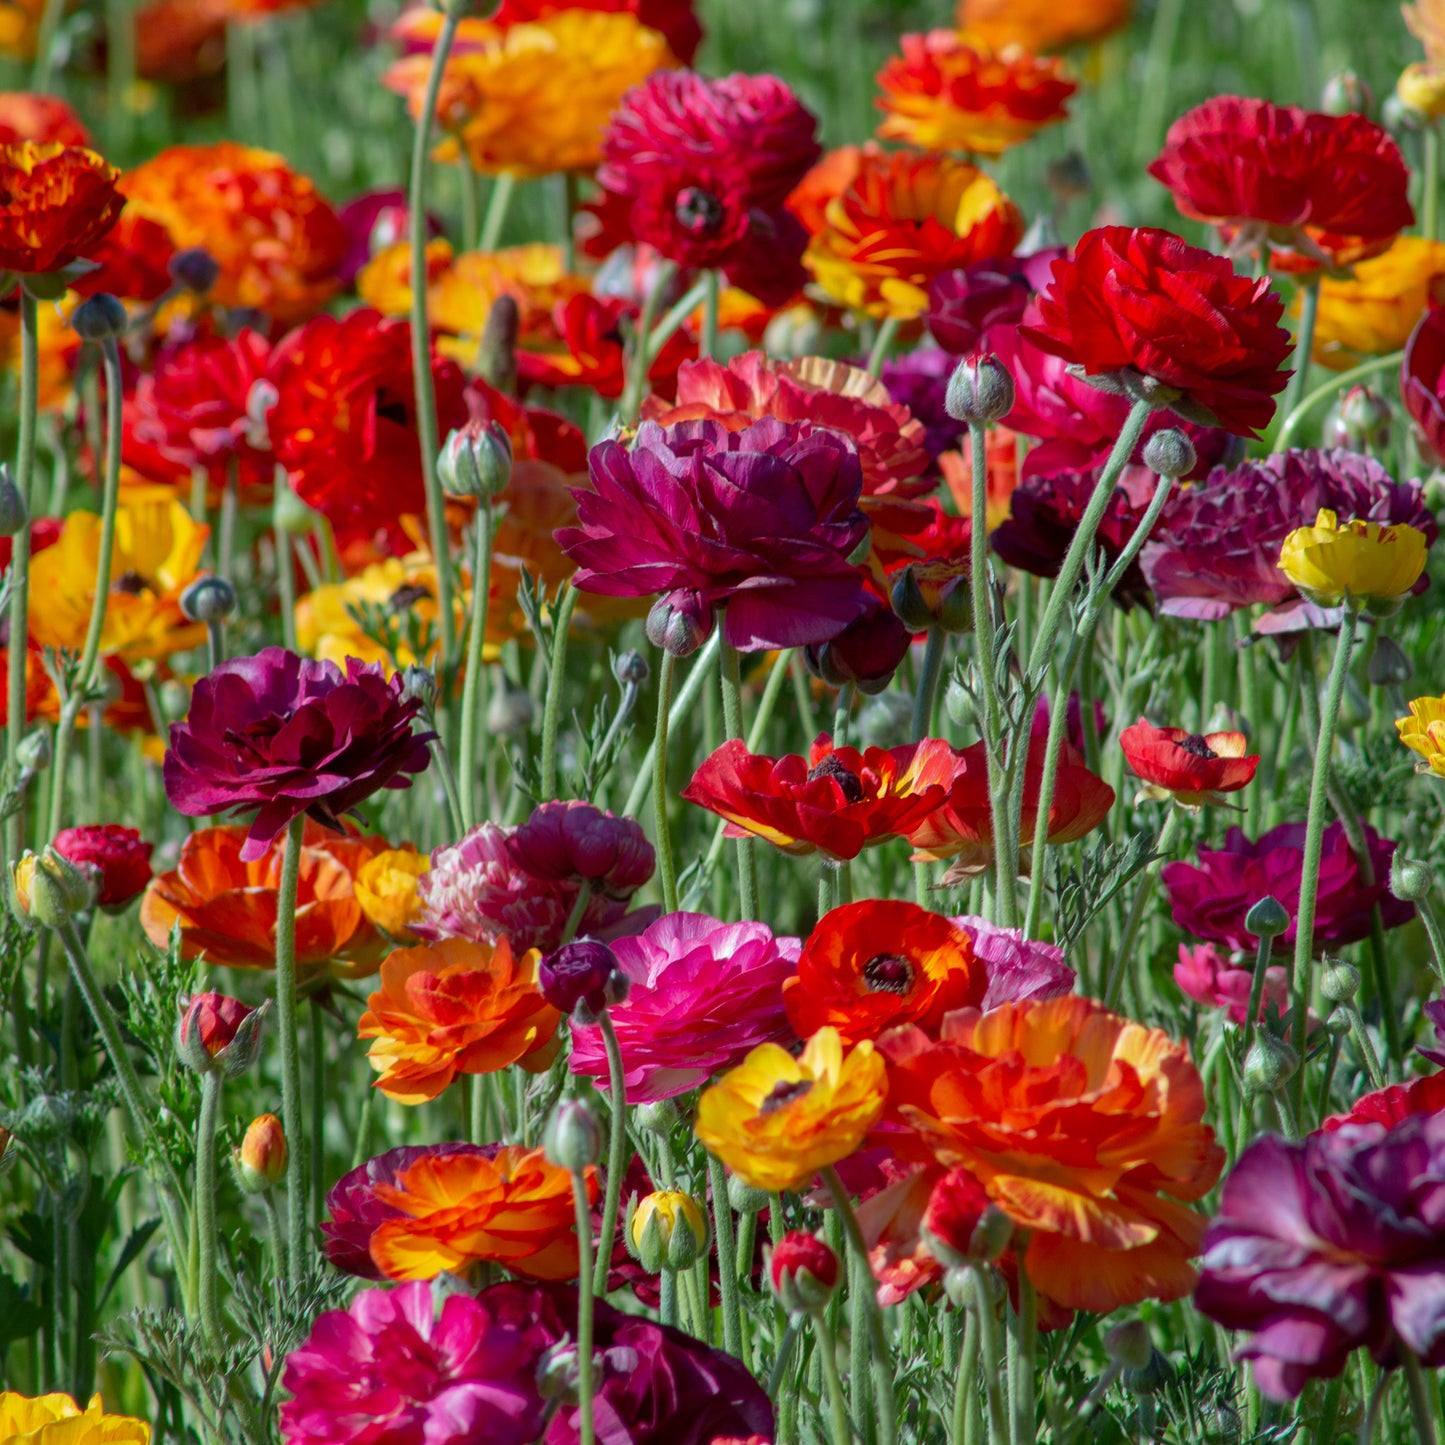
left=140, top=821, right=389, bottom=978
left=358, top=937, right=561, bottom=1103
left=355, top=847, right=429, bottom=941
left=1407, top=0, right=1445, bottom=67
left=430, top=245, right=590, bottom=363
left=28, top=499, right=209, bottom=663
left=784, top=900, right=986, bottom=1044
left=0, top=93, right=89, bottom=147
left=804, top=149, right=1023, bottom=320
left=0, top=292, right=79, bottom=412
left=383, top=11, right=675, bottom=179
left=0, top=0, right=47, bottom=60
left=368, top=1144, right=592, bottom=1281
left=0, top=142, right=123, bottom=276
left=876, top=31, right=1076, bottom=158
left=786, top=143, right=881, bottom=237
left=356, top=236, right=456, bottom=317
left=134, top=0, right=228, bottom=85
left=1309, top=236, right=1445, bottom=370
left=883, top=995, right=1224, bottom=1313
left=957, top=0, right=1132, bottom=52
left=120, top=142, right=345, bottom=323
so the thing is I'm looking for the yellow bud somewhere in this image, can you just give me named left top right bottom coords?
left=1398, top=63, right=1445, bottom=118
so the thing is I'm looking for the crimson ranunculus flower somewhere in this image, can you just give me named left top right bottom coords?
left=0, top=93, right=89, bottom=147
left=0, top=141, right=124, bottom=275
left=266, top=307, right=471, bottom=544
left=506, top=800, right=654, bottom=898
left=557, top=417, right=871, bottom=653
left=163, top=647, right=432, bottom=862
left=595, top=70, right=819, bottom=305
left=68, top=208, right=178, bottom=303
left=1021, top=225, right=1292, bottom=437
left=1322, top=1072, right=1445, bottom=1132
left=1148, top=97, right=1413, bottom=272
left=1161, top=821, right=1414, bottom=955
left=52, top=824, right=153, bottom=909
left=1119, top=719, right=1259, bottom=807
left=926, top=248, right=1060, bottom=355
left=1403, top=304, right=1445, bottom=465
left=681, top=733, right=973, bottom=862
left=176, top=991, right=256, bottom=1068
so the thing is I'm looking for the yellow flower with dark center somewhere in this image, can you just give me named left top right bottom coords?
left=1397, top=695, right=1445, bottom=777
left=1277, top=508, right=1429, bottom=610
left=1308, top=236, right=1445, bottom=370
left=354, top=847, right=429, bottom=940
left=695, top=1026, right=887, bottom=1192
left=0, top=1391, right=150, bottom=1444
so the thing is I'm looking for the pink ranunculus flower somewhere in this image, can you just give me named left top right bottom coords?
left=951, top=915, right=1076, bottom=1008
left=569, top=911, right=800, bottom=1103
left=1174, top=942, right=1289, bottom=1026
left=279, top=1279, right=545, bottom=1445
left=506, top=800, right=655, bottom=899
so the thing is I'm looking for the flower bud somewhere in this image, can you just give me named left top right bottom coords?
left=1368, top=633, right=1413, bottom=688
left=1123, top=1347, right=1173, bottom=1397
left=1398, top=63, right=1445, bottom=120
left=767, top=1230, right=839, bottom=1317
left=234, top=1113, right=287, bottom=1193
left=400, top=664, right=439, bottom=712
left=942, top=1264, right=978, bottom=1309
left=14, top=846, right=99, bottom=927
left=16, top=729, right=51, bottom=772
left=535, top=1340, right=581, bottom=1403
left=890, top=558, right=973, bottom=634
left=1326, top=1010, right=1353, bottom=1038
left=1321, top=70, right=1373, bottom=116
left=486, top=682, right=536, bottom=736
left=477, top=294, right=519, bottom=395
left=1244, top=894, right=1290, bottom=939
left=438, top=420, right=513, bottom=500
left=728, top=1174, right=769, bottom=1215
left=921, top=1165, right=1012, bottom=1267
left=0, top=464, right=28, bottom=537
left=1319, top=959, right=1360, bottom=1004
left=1242, top=1034, right=1298, bottom=1094
left=613, top=650, right=649, bottom=687
left=646, top=589, right=712, bottom=658
left=1141, top=428, right=1196, bottom=480
left=945, top=354, right=1015, bottom=426
left=180, top=575, right=238, bottom=623
left=272, top=476, right=314, bottom=535
left=1324, top=385, right=1392, bottom=452
left=175, top=992, right=267, bottom=1076
left=1390, top=854, right=1435, bottom=903
left=1045, top=151, right=1091, bottom=202
left=169, top=247, right=221, bottom=294
left=544, top=1098, right=601, bottom=1172
left=71, top=292, right=128, bottom=342
left=635, top=1098, right=678, bottom=1136
left=1384, top=91, right=1430, bottom=134
left=1104, top=1319, right=1153, bottom=1371
left=539, top=939, right=620, bottom=1017
left=625, top=1189, right=709, bottom=1272
left=1200, top=1402, right=1242, bottom=1444
left=804, top=599, right=911, bottom=696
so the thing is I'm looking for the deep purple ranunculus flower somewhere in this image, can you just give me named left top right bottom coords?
left=1161, top=820, right=1414, bottom=956
left=322, top=1143, right=493, bottom=1278
left=478, top=1281, right=776, bottom=1445
left=1142, top=447, right=1437, bottom=632
left=926, top=249, right=1062, bottom=356
left=507, top=800, right=655, bottom=899
left=878, top=346, right=957, bottom=463
left=556, top=416, right=871, bottom=653
left=803, top=592, right=912, bottom=696
left=1195, top=1114, right=1445, bottom=1400
left=539, top=940, right=620, bottom=1017
left=162, top=647, right=432, bottom=862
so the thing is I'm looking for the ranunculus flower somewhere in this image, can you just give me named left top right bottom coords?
left=354, top=847, right=429, bottom=941
left=506, top=801, right=654, bottom=898
left=0, top=92, right=89, bottom=147
left=783, top=900, right=986, bottom=1044
left=1277, top=508, right=1429, bottom=609
left=163, top=648, right=431, bottom=863
left=1310, top=237, right=1445, bottom=370
left=1322, top=1072, right=1445, bottom=1132
left=52, top=824, right=152, bottom=909
left=176, top=991, right=254, bottom=1063
left=769, top=1230, right=840, bottom=1306
left=492, top=0, right=703, bottom=64
left=802, top=595, right=912, bottom=696
left=1399, top=693, right=1445, bottom=777
left=1195, top=1115, right=1445, bottom=1399
left=1119, top=719, right=1259, bottom=807
left=955, top=0, right=1131, bottom=51
left=569, top=912, right=799, bottom=1103
left=954, top=915, right=1075, bottom=1007
left=68, top=207, right=177, bottom=303
left=926, top=249, right=1059, bottom=356
left=279, top=1280, right=547, bottom=1445
left=875, top=31, right=1075, bottom=157
left=681, top=733, right=973, bottom=862
left=1147, top=97, right=1413, bottom=272
left=1174, top=942, right=1289, bottom=1025
left=557, top=417, right=871, bottom=653
left=0, top=1392, right=148, bottom=1445
left=0, top=141, right=122, bottom=275
left=1161, top=820, right=1414, bottom=954
left=1021, top=225, right=1292, bottom=438
left=883, top=995, right=1224, bottom=1313
left=335, top=187, right=434, bottom=287
left=1404, top=304, right=1445, bottom=465
left=539, top=940, right=619, bottom=1017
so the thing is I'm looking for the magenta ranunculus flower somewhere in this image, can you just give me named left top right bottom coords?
left=569, top=911, right=799, bottom=1103
left=279, top=1279, right=545, bottom=1445
left=162, top=647, right=432, bottom=862
left=557, top=417, right=872, bottom=653
left=951, top=915, right=1075, bottom=1007
left=507, top=801, right=655, bottom=899
left=1174, top=942, right=1289, bottom=1025
left=1141, top=447, right=1437, bottom=631
left=1403, top=304, right=1445, bottom=464
left=1195, top=1114, right=1445, bottom=1400
left=1161, top=821, right=1414, bottom=956
left=926, top=248, right=1062, bottom=356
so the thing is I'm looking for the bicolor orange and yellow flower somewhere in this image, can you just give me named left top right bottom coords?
left=1309, top=237, right=1445, bottom=370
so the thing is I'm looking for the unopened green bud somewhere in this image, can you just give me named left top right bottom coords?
left=0, top=465, right=27, bottom=536
left=613, top=650, right=649, bottom=687
left=180, top=575, right=237, bottom=623
left=727, top=1175, right=769, bottom=1215
left=1104, top=1319, right=1152, bottom=1371
left=1242, top=1035, right=1298, bottom=1094
left=945, top=354, right=1014, bottom=426
left=438, top=421, right=513, bottom=500
left=71, top=293, right=128, bottom=342
left=1391, top=854, right=1435, bottom=903
left=400, top=664, right=439, bottom=712
left=1123, top=1348, right=1173, bottom=1397
left=1244, top=895, right=1290, bottom=939
left=1319, top=959, right=1360, bottom=1004
left=544, top=1098, right=601, bottom=1173
left=625, top=1190, right=709, bottom=1272
left=635, top=1099, right=678, bottom=1136
left=16, top=730, right=51, bottom=772
left=1141, top=428, right=1196, bottom=480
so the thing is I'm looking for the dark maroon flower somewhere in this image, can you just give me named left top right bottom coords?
left=507, top=801, right=654, bottom=899
left=557, top=417, right=872, bottom=653
left=52, top=824, right=152, bottom=909
left=539, top=940, right=620, bottom=1017
left=1029, top=691, right=1106, bottom=756
left=162, top=647, right=433, bottom=862
left=1403, top=305, right=1445, bottom=465
left=803, top=594, right=912, bottom=695
left=926, top=249, right=1062, bottom=355
left=1161, top=820, right=1414, bottom=956
left=1195, top=1115, right=1445, bottom=1400
left=1142, top=448, right=1437, bottom=631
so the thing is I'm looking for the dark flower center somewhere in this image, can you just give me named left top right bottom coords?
left=112, top=571, right=149, bottom=595
left=862, top=953, right=915, bottom=995
left=808, top=755, right=865, bottom=805
left=389, top=584, right=432, bottom=613
left=675, top=187, right=725, bottom=237
left=375, top=390, right=410, bottom=427
left=759, top=1078, right=813, bottom=1115
left=1176, top=734, right=1217, bottom=760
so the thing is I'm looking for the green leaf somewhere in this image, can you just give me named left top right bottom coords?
left=99, top=1216, right=162, bottom=1309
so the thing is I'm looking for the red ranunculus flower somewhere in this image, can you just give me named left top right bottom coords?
left=0, top=93, right=89, bottom=147
left=1021, top=226, right=1292, bottom=438
left=1148, top=97, right=1413, bottom=272
left=681, top=733, right=973, bottom=862
left=0, top=141, right=124, bottom=275
left=68, top=208, right=178, bottom=303
left=1118, top=719, right=1259, bottom=807
left=52, top=824, right=153, bottom=909
left=1321, top=1072, right=1445, bottom=1132
left=1403, top=304, right=1445, bottom=465
left=176, top=991, right=255, bottom=1064
left=266, top=308, right=470, bottom=545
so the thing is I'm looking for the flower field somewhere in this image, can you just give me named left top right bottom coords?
left=6, top=0, right=1445, bottom=1442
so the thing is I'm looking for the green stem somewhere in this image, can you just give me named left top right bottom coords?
left=911, top=628, right=946, bottom=742
left=407, top=7, right=463, bottom=679
left=106, top=0, right=135, bottom=156
left=479, top=172, right=517, bottom=252
left=592, top=1013, right=628, bottom=1296
left=1276, top=351, right=1404, bottom=451
left=817, top=1310, right=856, bottom=1445
left=1417, top=894, right=1445, bottom=990
left=700, top=269, right=720, bottom=360
left=1104, top=808, right=1182, bottom=1009
left=968, top=1266, right=1008, bottom=1445
left=866, top=316, right=901, bottom=378
left=274, top=816, right=307, bottom=1279
left=708, top=1154, right=744, bottom=1357
left=30, top=0, right=68, bottom=90
left=622, top=633, right=721, bottom=819
left=651, top=650, right=679, bottom=913
left=274, top=486, right=298, bottom=653
left=309, top=996, right=325, bottom=1229
left=261, top=1191, right=284, bottom=1297
left=428, top=736, right=466, bottom=841
left=951, top=1303, right=978, bottom=1445
left=1341, top=1002, right=1387, bottom=1091
left=1290, top=608, right=1358, bottom=1118
left=1009, top=1263, right=1038, bottom=1445
left=621, top=262, right=680, bottom=424
left=1402, top=1347, right=1440, bottom=1445
left=1277, top=275, right=1320, bottom=432
left=571, top=1169, right=597, bottom=1445
left=719, top=638, right=759, bottom=920
left=539, top=583, right=578, bottom=802
left=1132, top=0, right=1186, bottom=163
left=1426, top=123, right=1441, bottom=244
left=195, top=1072, right=223, bottom=1345
left=1241, top=927, right=1277, bottom=1074
left=458, top=504, right=494, bottom=830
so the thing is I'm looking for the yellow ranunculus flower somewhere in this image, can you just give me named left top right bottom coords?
left=0, top=1391, right=149, bottom=1444
left=357, top=237, right=455, bottom=318
left=354, top=847, right=430, bottom=940
left=694, top=1026, right=887, bottom=1193
left=1398, top=62, right=1445, bottom=117
left=1309, top=236, right=1445, bottom=370
left=1277, top=509, right=1429, bottom=610
left=1397, top=694, right=1445, bottom=777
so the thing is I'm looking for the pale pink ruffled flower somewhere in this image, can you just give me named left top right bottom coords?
left=1174, top=941, right=1289, bottom=1025
left=952, top=914, right=1075, bottom=1008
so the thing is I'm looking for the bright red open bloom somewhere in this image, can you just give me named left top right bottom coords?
left=681, top=733, right=973, bottom=862
left=1118, top=719, right=1259, bottom=807
left=1022, top=226, right=1292, bottom=438
left=0, top=141, right=123, bottom=275
left=1148, top=97, right=1413, bottom=272
left=0, top=92, right=89, bottom=147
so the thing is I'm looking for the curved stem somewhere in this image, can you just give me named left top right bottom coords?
left=591, top=1012, right=628, bottom=1296
left=408, top=8, right=463, bottom=679
left=708, top=1153, right=744, bottom=1358
left=866, top=316, right=901, bottom=378
left=274, top=816, right=307, bottom=1279
left=622, top=633, right=720, bottom=818
left=651, top=650, right=679, bottom=913
left=539, top=583, right=578, bottom=802
left=195, top=1072, right=223, bottom=1345
left=571, top=1169, right=597, bottom=1445
left=458, top=503, right=494, bottom=831
left=621, top=262, right=679, bottom=425
left=719, top=638, right=759, bottom=919
left=1276, top=349, right=1404, bottom=452
left=1402, top=1346, right=1440, bottom=1445
left=1416, top=893, right=1445, bottom=990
